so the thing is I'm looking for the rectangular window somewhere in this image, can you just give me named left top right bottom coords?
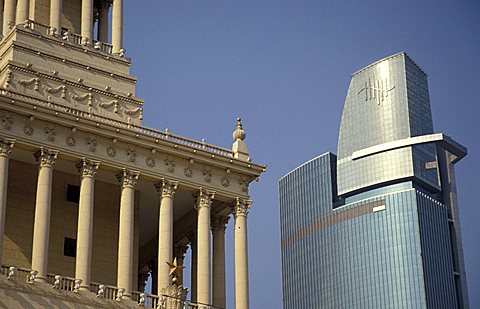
left=64, top=237, right=76, bottom=257
left=66, top=184, right=80, bottom=203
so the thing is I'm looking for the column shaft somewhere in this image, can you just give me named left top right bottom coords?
left=0, top=139, right=14, bottom=265
left=16, top=0, right=29, bottom=24
left=3, top=0, right=16, bottom=35
left=49, top=0, right=62, bottom=34
left=116, top=169, right=139, bottom=299
left=97, top=1, right=109, bottom=42
left=31, top=148, right=58, bottom=282
left=234, top=199, right=251, bottom=309
left=111, top=0, right=123, bottom=53
left=190, top=233, right=197, bottom=302
left=212, top=216, right=228, bottom=309
left=155, top=179, right=178, bottom=293
left=0, top=0, right=4, bottom=34
left=75, top=159, right=99, bottom=291
left=81, top=0, right=93, bottom=43
left=195, top=190, right=215, bottom=306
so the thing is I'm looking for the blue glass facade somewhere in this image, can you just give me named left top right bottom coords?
left=280, top=53, right=469, bottom=308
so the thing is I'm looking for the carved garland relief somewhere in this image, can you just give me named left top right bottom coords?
left=6, top=71, right=143, bottom=120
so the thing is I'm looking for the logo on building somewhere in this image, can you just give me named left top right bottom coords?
left=358, top=75, right=395, bottom=105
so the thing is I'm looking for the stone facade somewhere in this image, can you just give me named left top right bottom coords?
left=0, top=1, right=265, bottom=308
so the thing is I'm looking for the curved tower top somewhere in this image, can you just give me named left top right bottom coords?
left=336, top=52, right=440, bottom=197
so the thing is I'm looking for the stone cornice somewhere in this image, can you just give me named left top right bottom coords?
left=5, top=25, right=131, bottom=67
left=7, top=42, right=137, bottom=84
left=3, top=63, right=143, bottom=106
left=0, top=114, right=254, bottom=201
left=0, top=89, right=265, bottom=177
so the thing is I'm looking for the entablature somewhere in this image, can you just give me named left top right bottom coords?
left=0, top=90, right=265, bottom=201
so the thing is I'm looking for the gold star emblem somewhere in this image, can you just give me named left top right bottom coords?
left=166, top=257, right=185, bottom=285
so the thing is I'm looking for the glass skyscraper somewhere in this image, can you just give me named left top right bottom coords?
left=279, top=52, right=469, bottom=308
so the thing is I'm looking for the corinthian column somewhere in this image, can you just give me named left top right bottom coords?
left=194, top=189, right=215, bottom=307
left=49, top=0, right=62, bottom=35
left=75, top=158, right=100, bottom=291
left=3, top=0, right=16, bottom=35
left=97, top=0, right=109, bottom=42
left=0, top=138, right=14, bottom=265
left=233, top=198, right=252, bottom=309
left=111, top=0, right=123, bottom=54
left=188, top=231, right=197, bottom=302
left=81, top=0, right=93, bottom=44
left=15, top=0, right=29, bottom=24
left=212, top=214, right=229, bottom=309
left=31, top=148, right=58, bottom=282
left=116, top=169, right=140, bottom=299
left=154, top=178, right=178, bottom=293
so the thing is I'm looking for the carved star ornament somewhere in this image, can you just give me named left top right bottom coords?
left=166, top=257, right=185, bottom=285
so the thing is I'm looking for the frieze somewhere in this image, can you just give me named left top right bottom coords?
left=0, top=109, right=255, bottom=197
left=184, top=167, right=193, bottom=178
left=16, top=77, right=39, bottom=91
left=44, top=123, right=56, bottom=141
left=126, top=146, right=137, bottom=162
left=5, top=69, right=143, bottom=123
left=66, top=135, right=75, bottom=146
left=106, top=146, right=116, bottom=157
left=164, top=156, right=175, bottom=173
left=238, top=175, right=250, bottom=193
left=23, top=124, right=33, bottom=135
left=202, top=164, right=212, bottom=183
left=146, top=156, right=155, bottom=167
left=0, top=111, right=13, bottom=130
left=87, top=136, right=97, bottom=152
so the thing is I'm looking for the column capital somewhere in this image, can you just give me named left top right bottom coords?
left=116, top=168, right=140, bottom=188
left=211, top=214, right=230, bottom=231
left=33, top=147, right=58, bottom=167
left=233, top=198, right=252, bottom=218
left=0, top=138, right=15, bottom=157
left=76, top=158, right=100, bottom=178
left=175, top=244, right=189, bottom=261
left=154, top=178, right=178, bottom=198
left=193, top=189, right=215, bottom=209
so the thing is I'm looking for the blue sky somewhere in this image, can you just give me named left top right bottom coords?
left=123, top=1, right=480, bottom=307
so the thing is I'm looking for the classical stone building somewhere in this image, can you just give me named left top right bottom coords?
left=0, top=1, right=265, bottom=308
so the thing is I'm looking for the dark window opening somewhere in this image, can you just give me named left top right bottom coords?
left=64, top=237, right=76, bottom=257
left=66, top=184, right=80, bottom=203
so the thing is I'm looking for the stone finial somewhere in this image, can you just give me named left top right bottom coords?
left=232, top=117, right=249, bottom=161
left=232, top=117, right=246, bottom=141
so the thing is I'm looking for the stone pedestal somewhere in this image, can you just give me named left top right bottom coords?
left=159, top=285, right=188, bottom=309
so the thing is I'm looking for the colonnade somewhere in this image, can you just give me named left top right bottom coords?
left=1, top=0, right=124, bottom=54
left=0, top=141, right=252, bottom=309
